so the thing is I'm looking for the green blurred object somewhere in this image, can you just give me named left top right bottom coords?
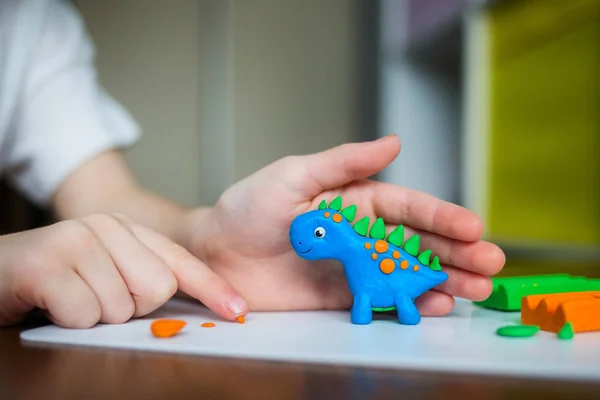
left=496, top=324, right=540, bottom=338
left=487, top=0, right=600, bottom=247
left=557, top=322, right=575, bottom=340
left=474, top=274, right=600, bottom=311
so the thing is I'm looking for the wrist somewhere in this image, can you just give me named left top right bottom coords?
left=173, top=206, right=214, bottom=257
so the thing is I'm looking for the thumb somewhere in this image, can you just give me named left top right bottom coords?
left=299, top=135, right=401, bottom=196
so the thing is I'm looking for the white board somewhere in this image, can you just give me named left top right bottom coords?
left=20, top=298, right=600, bottom=382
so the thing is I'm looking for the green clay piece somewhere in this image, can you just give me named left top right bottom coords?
left=386, top=225, right=404, bottom=247
left=430, top=256, right=442, bottom=271
left=473, top=274, right=600, bottom=311
left=402, top=235, right=420, bottom=256
left=557, top=322, right=574, bottom=340
left=353, top=217, right=370, bottom=236
left=496, top=324, right=540, bottom=338
left=329, top=196, right=342, bottom=211
left=318, top=200, right=327, bottom=210
left=417, top=250, right=432, bottom=266
left=340, top=205, right=357, bottom=222
left=369, top=218, right=386, bottom=239
left=372, top=306, right=396, bottom=312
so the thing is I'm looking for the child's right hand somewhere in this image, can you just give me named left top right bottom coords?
left=0, top=213, right=248, bottom=328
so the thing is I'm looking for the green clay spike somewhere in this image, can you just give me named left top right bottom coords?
left=340, top=205, right=357, bottom=222
left=557, top=322, right=574, bottom=340
left=402, top=235, right=420, bottom=256
left=318, top=200, right=327, bottom=210
left=430, top=256, right=442, bottom=271
left=369, top=218, right=386, bottom=239
left=353, top=216, right=370, bottom=236
left=329, top=196, right=342, bottom=211
left=386, top=225, right=404, bottom=247
left=418, top=250, right=432, bottom=266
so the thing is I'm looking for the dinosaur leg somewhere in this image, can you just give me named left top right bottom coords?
left=394, top=295, right=421, bottom=325
left=350, top=293, right=372, bottom=325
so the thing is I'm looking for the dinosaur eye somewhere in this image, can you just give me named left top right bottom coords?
left=314, top=227, right=326, bottom=238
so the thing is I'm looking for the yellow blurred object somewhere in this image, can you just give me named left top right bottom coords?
left=486, top=0, right=600, bottom=246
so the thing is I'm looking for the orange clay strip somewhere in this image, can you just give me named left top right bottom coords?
left=151, top=319, right=187, bottom=338
left=521, top=291, right=600, bottom=333
left=201, top=322, right=216, bottom=328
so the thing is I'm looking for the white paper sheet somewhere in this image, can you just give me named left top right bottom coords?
left=20, top=298, right=600, bottom=381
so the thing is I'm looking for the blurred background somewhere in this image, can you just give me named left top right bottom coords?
left=1, top=0, right=599, bottom=277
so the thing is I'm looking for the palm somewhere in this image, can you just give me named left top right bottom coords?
left=191, top=136, right=505, bottom=315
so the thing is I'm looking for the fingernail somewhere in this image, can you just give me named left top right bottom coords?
left=226, top=295, right=248, bottom=315
left=377, top=134, right=395, bottom=141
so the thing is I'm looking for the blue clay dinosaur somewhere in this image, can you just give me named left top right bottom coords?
left=289, top=196, right=449, bottom=325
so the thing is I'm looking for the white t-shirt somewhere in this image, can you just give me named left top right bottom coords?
left=0, top=0, right=140, bottom=207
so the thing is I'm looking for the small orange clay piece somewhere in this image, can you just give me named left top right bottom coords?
left=374, top=240, right=389, bottom=253
left=237, top=316, right=245, bottom=324
left=201, top=322, right=216, bottom=328
left=151, top=319, right=186, bottom=338
left=521, top=291, right=600, bottom=333
left=379, top=258, right=395, bottom=274
left=332, top=214, right=343, bottom=223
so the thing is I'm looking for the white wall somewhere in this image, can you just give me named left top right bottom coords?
left=76, top=0, right=365, bottom=206
left=76, top=0, right=203, bottom=207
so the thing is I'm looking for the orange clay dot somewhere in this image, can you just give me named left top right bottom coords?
left=332, top=214, right=343, bottom=223
left=400, top=260, right=409, bottom=269
left=237, top=316, right=245, bottom=324
left=379, top=258, right=395, bottom=274
left=324, top=212, right=330, bottom=218
left=413, top=265, right=420, bottom=272
left=364, top=242, right=372, bottom=250
left=392, top=250, right=400, bottom=259
left=371, top=253, right=378, bottom=260
left=374, top=240, right=389, bottom=253
left=201, top=322, right=215, bottom=328
left=151, top=319, right=186, bottom=338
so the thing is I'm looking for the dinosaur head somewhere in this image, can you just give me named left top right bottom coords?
left=289, top=196, right=356, bottom=261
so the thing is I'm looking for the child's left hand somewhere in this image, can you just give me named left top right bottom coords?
left=179, top=135, right=505, bottom=316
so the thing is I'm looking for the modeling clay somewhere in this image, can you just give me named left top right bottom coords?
left=151, top=319, right=187, bottom=338
left=474, top=274, right=600, bottom=311
left=521, top=291, right=600, bottom=334
left=201, top=322, right=215, bottom=328
left=236, top=316, right=245, bottom=324
left=289, top=196, right=448, bottom=325
left=557, top=322, right=575, bottom=340
left=496, top=324, right=540, bottom=338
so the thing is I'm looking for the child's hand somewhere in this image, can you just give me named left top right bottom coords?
left=0, top=214, right=248, bottom=328
left=181, top=135, right=505, bottom=316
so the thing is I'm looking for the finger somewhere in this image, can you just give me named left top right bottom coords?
left=288, top=135, right=401, bottom=197
left=432, top=265, right=493, bottom=301
left=71, top=232, right=135, bottom=324
left=370, top=181, right=484, bottom=242
left=400, top=225, right=505, bottom=276
left=414, top=291, right=455, bottom=316
left=79, top=215, right=177, bottom=318
left=117, top=216, right=249, bottom=321
left=40, top=269, right=101, bottom=329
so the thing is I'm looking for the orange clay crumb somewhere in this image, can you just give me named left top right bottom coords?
left=201, top=322, right=216, bottom=328
left=237, top=316, right=245, bottom=324
left=151, top=319, right=186, bottom=338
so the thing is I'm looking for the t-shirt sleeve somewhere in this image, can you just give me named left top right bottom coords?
left=3, top=0, right=141, bottom=207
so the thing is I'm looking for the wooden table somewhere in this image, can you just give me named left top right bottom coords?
left=1, top=318, right=599, bottom=399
